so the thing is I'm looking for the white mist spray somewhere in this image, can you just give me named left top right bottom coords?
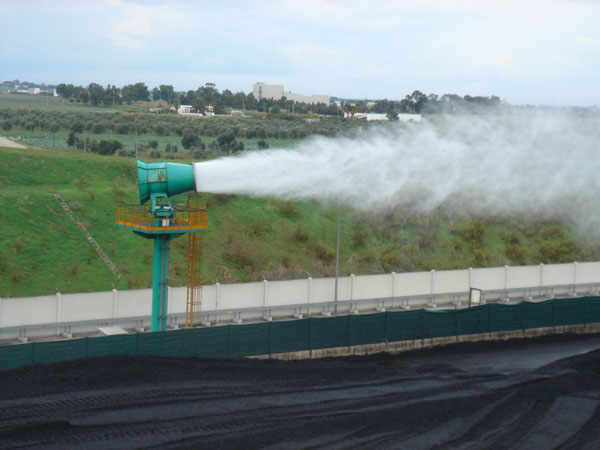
left=194, top=114, right=600, bottom=223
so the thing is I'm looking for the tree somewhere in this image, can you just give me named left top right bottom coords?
left=181, top=132, right=200, bottom=150
left=158, top=84, right=175, bottom=103
left=386, top=110, right=399, bottom=121
left=88, top=83, right=105, bottom=106
left=67, top=131, right=76, bottom=147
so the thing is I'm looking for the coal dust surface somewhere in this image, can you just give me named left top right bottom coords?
left=2, top=334, right=600, bottom=449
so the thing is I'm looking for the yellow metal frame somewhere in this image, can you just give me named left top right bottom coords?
left=186, top=232, right=204, bottom=328
left=116, top=205, right=207, bottom=233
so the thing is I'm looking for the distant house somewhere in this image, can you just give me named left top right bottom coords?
left=177, top=105, right=194, bottom=114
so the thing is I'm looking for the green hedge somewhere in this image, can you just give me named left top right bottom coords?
left=2, top=296, right=600, bottom=370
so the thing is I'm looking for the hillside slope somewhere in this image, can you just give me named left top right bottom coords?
left=1, top=145, right=598, bottom=298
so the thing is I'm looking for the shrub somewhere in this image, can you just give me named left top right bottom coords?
left=538, top=239, right=576, bottom=263
left=292, top=226, right=309, bottom=243
left=278, top=200, right=300, bottom=219
left=380, top=245, right=402, bottom=272
left=350, top=228, right=367, bottom=249
left=313, top=242, right=335, bottom=263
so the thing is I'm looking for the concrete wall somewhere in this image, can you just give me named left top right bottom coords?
left=1, top=261, right=599, bottom=339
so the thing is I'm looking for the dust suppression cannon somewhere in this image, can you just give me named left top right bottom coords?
left=116, top=160, right=207, bottom=332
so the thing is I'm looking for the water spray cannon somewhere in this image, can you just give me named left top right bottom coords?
left=117, top=160, right=207, bottom=332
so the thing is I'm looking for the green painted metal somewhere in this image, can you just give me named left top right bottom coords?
left=151, top=235, right=172, bottom=332
left=137, top=160, right=195, bottom=206
left=5, top=297, right=600, bottom=371
left=131, top=160, right=198, bottom=332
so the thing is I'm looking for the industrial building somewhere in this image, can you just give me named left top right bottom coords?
left=253, top=82, right=330, bottom=104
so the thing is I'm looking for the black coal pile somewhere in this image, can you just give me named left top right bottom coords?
left=1, top=333, right=600, bottom=449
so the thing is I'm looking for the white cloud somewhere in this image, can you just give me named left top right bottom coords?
left=101, top=1, right=185, bottom=49
left=576, top=36, right=600, bottom=46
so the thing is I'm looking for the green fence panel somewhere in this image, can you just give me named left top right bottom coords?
left=228, top=322, right=270, bottom=357
left=33, top=338, right=89, bottom=365
left=0, top=343, right=34, bottom=370
left=348, top=313, right=386, bottom=346
left=456, top=305, right=489, bottom=336
left=136, top=330, right=182, bottom=357
left=585, top=297, right=600, bottom=324
left=87, top=334, right=139, bottom=358
left=181, top=326, right=229, bottom=358
left=489, top=303, right=522, bottom=332
left=270, top=319, right=310, bottom=354
left=555, top=298, right=585, bottom=326
left=522, top=301, right=555, bottom=329
left=422, top=310, right=456, bottom=338
left=386, top=310, right=423, bottom=342
left=310, top=316, right=349, bottom=350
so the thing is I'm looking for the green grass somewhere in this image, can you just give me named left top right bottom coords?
left=2, top=143, right=599, bottom=298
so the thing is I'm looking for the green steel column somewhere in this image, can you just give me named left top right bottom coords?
left=160, top=236, right=170, bottom=331
left=151, top=235, right=170, bottom=332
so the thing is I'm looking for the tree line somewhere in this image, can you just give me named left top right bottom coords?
left=54, top=81, right=505, bottom=116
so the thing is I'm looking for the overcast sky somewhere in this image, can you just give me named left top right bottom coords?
left=1, top=0, right=599, bottom=106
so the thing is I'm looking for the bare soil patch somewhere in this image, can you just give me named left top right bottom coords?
left=0, top=137, right=27, bottom=149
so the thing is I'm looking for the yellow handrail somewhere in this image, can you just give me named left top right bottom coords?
left=116, top=205, right=208, bottom=232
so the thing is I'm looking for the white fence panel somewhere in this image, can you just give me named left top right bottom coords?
left=434, top=269, right=470, bottom=294
left=168, top=286, right=187, bottom=314
left=0, top=295, right=57, bottom=327
left=395, top=271, right=431, bottom=296
left=219, top=281, right=263, bottom=309
left=200, top=285, right=217, bottom=311
left=471, top=267, right=505, bottom=291
left=542, top=263, right=575, bottom=286
left=509, top=265, right=542, bottom=289
left=268, top=279, right=309, bottom=306
left=117, top=289, right=150, bottom=318
left=575, top=262, right=600, bottom=284
left=353, top=274, right=392, bottom=300
left=61, top=291, right=113, bottom=322
left=338, top=276, right=352, bottom=301
left=311, top=277, right=335, bottom=303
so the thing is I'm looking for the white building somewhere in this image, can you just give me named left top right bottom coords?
left=253, top=82, right=330, bottom=104
left=177, top=105, right=194, bottom=114
left=344, top=112, right=423, bottom=122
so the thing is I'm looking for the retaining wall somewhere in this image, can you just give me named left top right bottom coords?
left=2, top=296, right=600, bottom=371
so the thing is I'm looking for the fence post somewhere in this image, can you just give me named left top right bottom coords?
left=428, top=270, right=436, bottom=307
left=56, top=290, right=62, bottom=336
left=539, top=263, right=544, bottom=299
left=215, top=282, right=220, bottom=323
left=350, top=274, right=358, bottom=314
left=307, top=277, right=312, bottom=316
left=263, top=279, right=272, bottom=321
left=504, top=265, right=510, bottom=301
left=112, top=288, right=118, bottom=319
left=573, top=261, right=578, bottom=296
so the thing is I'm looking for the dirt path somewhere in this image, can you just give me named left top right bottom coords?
left=0, top=137, right=27, bottom=149
left=1, top=334, right=600, bottom=449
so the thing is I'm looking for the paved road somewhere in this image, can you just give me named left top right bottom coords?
left=1, top=334, right=600, bottom=449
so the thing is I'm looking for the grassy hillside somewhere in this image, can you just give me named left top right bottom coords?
left=2, top=144, right=599, bottom=298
